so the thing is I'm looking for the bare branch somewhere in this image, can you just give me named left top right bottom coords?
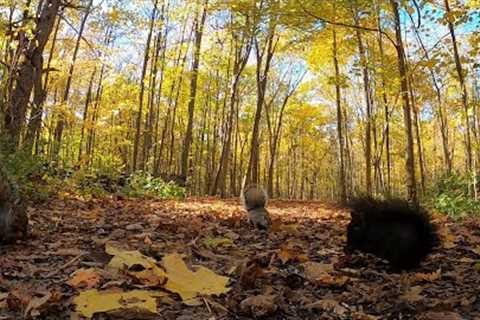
left=295, top=0, right=397, bottom=48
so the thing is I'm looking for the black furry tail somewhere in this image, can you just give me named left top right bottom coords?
left=346, top=197, right=439, bottom=270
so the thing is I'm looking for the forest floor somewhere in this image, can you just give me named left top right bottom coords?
left=1, top=195, right=480, bottom=320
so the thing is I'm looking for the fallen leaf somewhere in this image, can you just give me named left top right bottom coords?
left=414, top=269, right=441, bottom=282
left=278, top=246, right=308, bottom=264
left=106, top=243, right=166, bottom=286
left=236, top=258, right=265, bottom=288
left=55, top=248, right=86, bottom=256
left=73, top=289, right=166, bottom=319
left=400, top=286, right=423, bottom=302
left=304, top=299, right=347, bottom=315
left=440, top=229, right=457, bottom=249
left=0, top=293, right=7, bottom=310
left=24, top=292, right=52, bottom=318
left=67, top=268, right=102, bottom=289
left=162, top=253, right=230, bottom=305
left=417, top=311, right=464, bottom=320
left=240, top=294, right=277, bottom=318
left=202, top=237, right=234, bottom=249
left=271, top=222, right=299, bottom=235
left=351, top=311, right=380, bottom=320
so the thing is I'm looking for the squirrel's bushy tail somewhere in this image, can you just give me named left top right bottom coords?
left=346, top=197, right=439, bottom=270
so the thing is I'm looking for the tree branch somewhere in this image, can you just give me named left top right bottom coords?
left=296, top=0, right=397, bottom=48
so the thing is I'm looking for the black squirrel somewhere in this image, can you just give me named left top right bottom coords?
left=241, top=184, right=271, bottom=230
left=345, top=197, right=438, bottom=270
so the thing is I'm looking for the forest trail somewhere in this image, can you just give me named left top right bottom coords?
left=1, top=196, right=479, bottom=319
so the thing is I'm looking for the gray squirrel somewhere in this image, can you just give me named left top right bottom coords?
left=241, top=184, right=271, bottom=230
left=0, top=166, right=28, bottom=244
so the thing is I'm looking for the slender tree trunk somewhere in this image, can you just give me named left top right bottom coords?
left=180, top=0, right=208, bottom=182
left=246, top=25, right=276, bottom=184
left=353, top=5, right=373, bottom=196
left=444, top=0, right=472, bottom=173
left=52, top=0, right=93, bottom=158
left=210, top=29, right=252, bottom=196
left=333, top=27, right=347, bottom=203
left=133, top=0, right=158, bottom=171
left=391, top=0, right=417, bottom=203
left=408, top=10, right=451, bottom=173
left=78, top=68, right=96, bottom=162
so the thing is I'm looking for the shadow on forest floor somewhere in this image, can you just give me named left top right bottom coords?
left=0, top=195, right=479, bottom=319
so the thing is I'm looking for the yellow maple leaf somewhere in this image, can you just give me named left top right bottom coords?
left=74, top=289, right=165, bottom=319
left=162, top=253, right=230, bottom=305
left=106, top=243, right=166, bottom=286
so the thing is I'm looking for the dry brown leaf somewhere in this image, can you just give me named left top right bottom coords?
left=414, top=269, right=441, bottom=282
left=278, top=246, right=308, bottom=264
left=351, top=311, right=380, bottom=320
left=0, top=292, right=7, bottom=310
left=240, top=294, right=277, bottom=318
left=400, top=286, right=423, bottom=302
left=236, top=259, right=265, bottom=288
left=304, top=299, right=347, bottom=315
left=24, top=292, right=52, bottom=318
left=67, top=268, right=102, bottom=289
left=417, top=311, right=464, bottom=320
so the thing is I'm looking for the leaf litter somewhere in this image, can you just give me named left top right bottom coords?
left=0, top=196, right=479, bottom=319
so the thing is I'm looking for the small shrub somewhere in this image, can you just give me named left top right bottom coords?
left=124, top=171, right=186, bottom=199
left=0, top=150, right=55, bottom=202
left=428, top=173, right=480, bottom=218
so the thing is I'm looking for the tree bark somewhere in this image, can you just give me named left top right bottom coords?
left=391, top=0, right=417, bottom=203
left=246, top=23, right=276, bottom=184
left=333, top=27, right=347, bottom=204
left=25, top=14, right=61, bottom=155
left=180, top=0, right=208, bottom=182
left=353, top=6, right=373, bottom=196
left=444, top=0, right=472, bottom=173
left=52, top=0, right=93, bottom=158
left=133, top=0, right=159, bottom=171
left=5, top=0, right=61, bottom=150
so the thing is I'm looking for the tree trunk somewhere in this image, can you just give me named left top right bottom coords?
left=5, top=0, right=60, bottom=150
left=52, top=0, right=93, bottom=158
left=408, top=10, right=452, bottom=173
left=444, top=0, right=472, bottom=173
left=180, top=0, right=208, bottom=182
left=391, top=0, right=417, bottom=203
left=133, top=0, right=159, bottom=171
left=353, top=5, right=373, bottom=196
left=210, top=28, right=252, bottom=196
left=78, top=68, right=96, bottom=162
left=246, top=24, right=276, bottom=184
left=333, top=27, right=347, bottom=203
left=25, top=15, right=61, bottom=155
